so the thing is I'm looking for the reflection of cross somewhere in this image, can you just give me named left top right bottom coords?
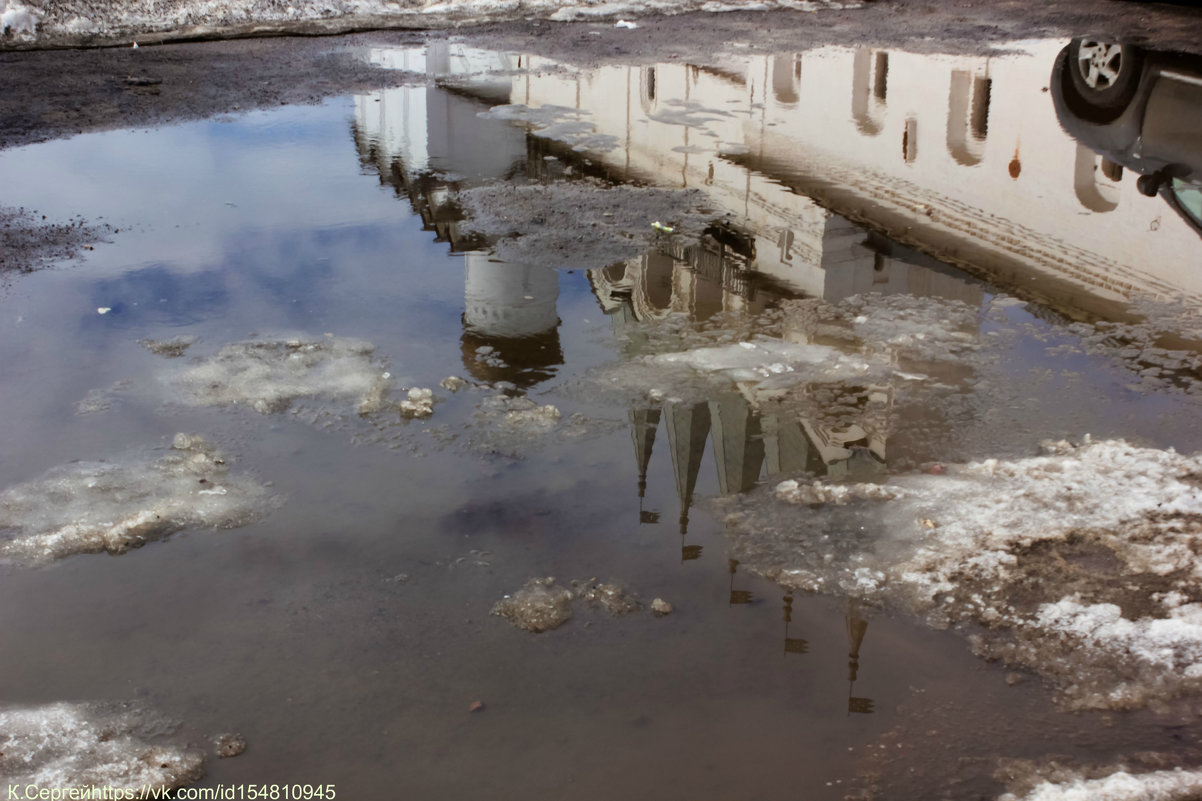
left=847, top=600, right=873, bottom=715
left=783, top=591, right=808, bottom=655
left=728, top=559, right=754, bottom=605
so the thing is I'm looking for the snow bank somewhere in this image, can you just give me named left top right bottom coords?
left=999, top=767, right=1202, bottom=801
left=721, top=437, right=1202, bottom=710
left=0, top=702, right=204, bottom=792
left=169, top=335, right=394, bottom=416
left=0, top=434, right=272, bottom=564
left=2, top=0, right=856, bottom=47
left=0, top=0, right=37, bottom=39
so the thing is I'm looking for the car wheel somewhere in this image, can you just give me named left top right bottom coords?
left=1067, top=38, right=1143, bottom=111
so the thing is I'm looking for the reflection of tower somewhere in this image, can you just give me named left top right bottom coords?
left=847, top=600, right=874, bottom=715
left=782, top=591, right=808, bottom=655
left=631, top=407, right=661, bottom=525
left=665, top=400, right=711, bottom=538
left=460, top=253, right=564, bottom=388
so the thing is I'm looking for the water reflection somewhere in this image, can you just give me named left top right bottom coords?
left=357, top=39, right=1201, bottom=320
left=1051, top=38, right=1202, bottom=239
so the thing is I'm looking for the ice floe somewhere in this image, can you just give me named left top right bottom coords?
left=721, top=437, right=1202, bottom=710
left=0, top=702, right=204, bottom=792
left=999, top=766, right=1202, bottom=801
left=492, top=577, right=656, bottom=631
left=168, top=335, right=394, bottom=416
left=0, top=434, right=272, bottom=564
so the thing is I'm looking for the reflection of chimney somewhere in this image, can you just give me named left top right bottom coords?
left=461, top=253, right=564, bottom=388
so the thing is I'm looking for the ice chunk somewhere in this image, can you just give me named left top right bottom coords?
left=0, top=435, right=272, bottom=565
left=0, top=702, right=203, bottom=792
left=171, top=336, right=393, bottom=416
left=574, top=580, right=641, bottom=615
left=491, top=578, right=574, bottom=632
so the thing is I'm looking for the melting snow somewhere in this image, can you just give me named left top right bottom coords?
left=723, top=437, right=1202, bottom=710
left=0, top=434, right=272, bottom=564
left=0, top=702, right=204, bottom=792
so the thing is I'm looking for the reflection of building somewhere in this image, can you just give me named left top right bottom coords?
left=373, top=40, right=1202, bottom=319
left=352, top=44, right=565, bottom=388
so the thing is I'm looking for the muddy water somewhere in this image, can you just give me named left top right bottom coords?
left=1, top=36, right=1202, bottom=800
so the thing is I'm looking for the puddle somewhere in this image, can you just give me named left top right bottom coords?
left=1, top=33, right=1201, bottom=801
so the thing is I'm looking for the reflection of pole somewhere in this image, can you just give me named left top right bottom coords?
left=847, top=599, right=873, bottom=715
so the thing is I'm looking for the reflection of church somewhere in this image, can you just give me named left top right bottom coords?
left=593, top=227, right=980, bottom=541
left=351, top=46, right=567, bottom=389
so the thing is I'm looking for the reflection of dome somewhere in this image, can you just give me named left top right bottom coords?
left=464, top=253, right=560, bottom=337
left=459, top=326, right=564, bottom=388
left=461, top=253, right=563, bottom=388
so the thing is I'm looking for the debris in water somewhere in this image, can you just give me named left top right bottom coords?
left=140, top=336, right=197, bottom=358
left=213, top=733, right=246, bottom=759
left=651, top=598, right=673, bottom=616
left=468, top=701, right=485, bottom=713
left=440, top=376, right=467, bottom=392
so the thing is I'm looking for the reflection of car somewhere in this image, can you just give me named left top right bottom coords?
left=1051, top=37, right=1202, bottom=236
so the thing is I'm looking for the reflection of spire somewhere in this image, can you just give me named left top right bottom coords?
left=728, top=559, right=754, bottom=605
left=847, top=599, right=873, bottom=715
left=709, top=393, right=766, bottom=495
left=664, top=401, right=711, bottom=536
left=630, top=407, right=662, bottom=525
left=783, top=591, right=808, bottom=655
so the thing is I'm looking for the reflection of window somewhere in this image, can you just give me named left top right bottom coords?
left=772, top=54, right=801, bottom=105
left=946, top=70, right=991, bottom=166
left=778, top=229, right=795, bottom=263
left=852, top=48, right=888, bottom=136
left=1073, top=144, right=1121, bottom=212
left=902, top=117, right=917, bottom=163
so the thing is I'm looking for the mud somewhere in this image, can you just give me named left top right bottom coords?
left=0, top=205, right=112, bottom=275
left=458, top=180, right=712, bottom=272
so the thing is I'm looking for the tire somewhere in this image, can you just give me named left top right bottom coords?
left=1067, top=39, right=1143, bottom=112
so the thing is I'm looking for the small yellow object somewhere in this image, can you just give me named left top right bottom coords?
left=651, top=221, right=674, bottom=233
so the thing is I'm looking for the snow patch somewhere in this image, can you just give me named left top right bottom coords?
left=0, top=702, right=203, bottom=792
left=169, top=335, right=394, bottom=416
left=999, top=767, right=1202, bottom=801
left=722, top=438, right=1202, bottom=710
left=0, top=434, right=272, bottom=564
